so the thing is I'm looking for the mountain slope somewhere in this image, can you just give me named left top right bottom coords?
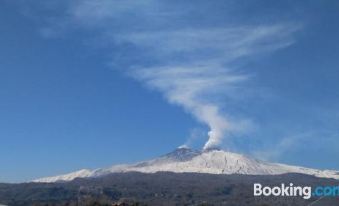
left=34, top=148, right=339, bottom=182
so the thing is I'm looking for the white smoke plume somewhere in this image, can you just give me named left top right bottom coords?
left=127, top=26, right=298, bottom=149
left=39, top=0, right=300, bottom=149
left=132, top=64, right=248, bottom=149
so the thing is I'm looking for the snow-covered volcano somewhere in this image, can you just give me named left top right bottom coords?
left=34, top=148, right=339, bottom=183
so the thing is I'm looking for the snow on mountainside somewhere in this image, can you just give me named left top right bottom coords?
left=33, top=148, right=339, bottom=183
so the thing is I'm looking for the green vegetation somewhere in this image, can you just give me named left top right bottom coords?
left=0, top=172, right=338, bottom=205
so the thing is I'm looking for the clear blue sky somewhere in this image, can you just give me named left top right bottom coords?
left=1, top=0, right=339, bottom=182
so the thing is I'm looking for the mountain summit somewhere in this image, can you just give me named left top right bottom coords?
left=162, top=147, right=201, bottom=161
left=34, top=148, right=339, bottom=183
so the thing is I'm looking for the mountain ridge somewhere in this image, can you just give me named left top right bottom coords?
left=33, top=148, right=339, bottom=183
